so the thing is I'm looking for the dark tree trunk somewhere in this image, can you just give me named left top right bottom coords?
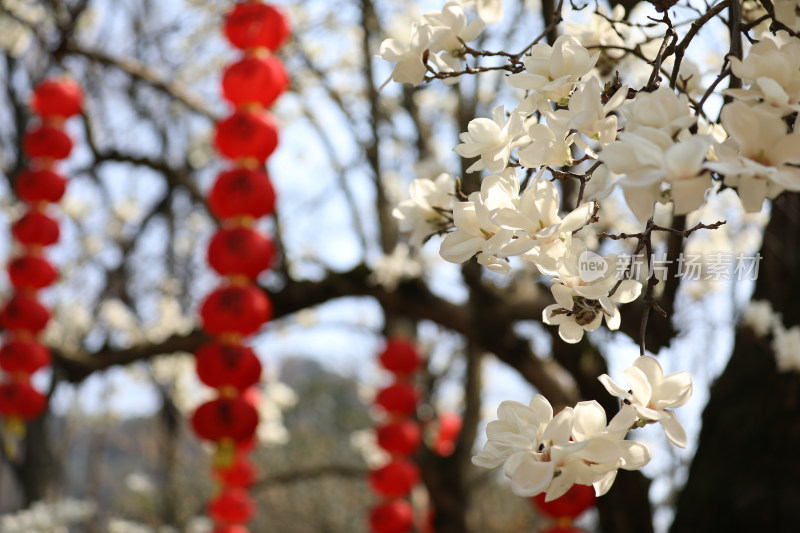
left=671, top=193, right=800, bottom=531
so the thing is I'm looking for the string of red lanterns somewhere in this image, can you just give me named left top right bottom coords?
left=368, top=338, right=424, bottom=533
left=189, top=3, right=290, bottom=532
left=0, top=79, right=83, bottom=437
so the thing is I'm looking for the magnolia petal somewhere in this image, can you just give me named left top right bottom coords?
left=623, top=366, right=653, bottom=406
left=736, top=176, right=768, bottom=213
left=613, top=280, right=642, bottom=304
left=544, top=467, right=578, bottom=501
left=543, top=408, right=574, bottom=444
left=572, top=401, right=607, bottom=440
left=633, top=355, right=664, bottom=386
left=598, top=374, right=630, bottom=400
left=558, top=320, right=585, bottom=343
left=529, top=394, right=554, bottom=423
left=671, top=175, right=711, bottom=216
left=559, top=202, right=594, bottom=233
left=617, top=440, right=651, bottom=469
left=660, top=410, right=688, bottom=448
left=551, top=283, right=575, bottom=309
left=623, top=185, right=658, bottom=222
left=593, top=470, right=618, bottom=496
left=575, top=285, right=609, bottom=300
left=605, top=306, right=622, bottom=330
left=658, top=371, right=693, bottom=408
left=510, top=458, right=554, bottom=496
left=440, top=232, right=485, bottom=263
left=607, top=405, right=638, bottom=435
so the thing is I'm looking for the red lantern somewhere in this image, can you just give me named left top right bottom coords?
left=378, top=339, right=422, bottom=375
left=199, top=284, right=272, bottom=337
left=23, top=125, right=73, bottom=160
left=0, top=382, right=47, bottom=420
left=0, top=340, right=51, bottom=374
left=433, top=413, right=462, bottom=456
left=208, top=168, right=276, bottom=220
left=11, top=211, right=60, bottom=246
left=208, top=228, right=276, bottom=279
left=195, top=342, right=262, bottom=391
left=374, top=383, right=420, bottom=416
left=368, top=459, right=420, bottom=498
left=8, top=255, right=57, bottom=289
left=31, top=79, right=83, bottom=119
left=214, top=110, right=279, bottom=163
left=208, top=488, right=256, bottom=524
left=214, top=454, right=257, bottom=488
left=0, top=295, right=51, bottom=333
left=223, top=3, right=290, bottom=52
left=376, top=420, right=422, bottom=455
left=368, top=500, right=414, bottom=533
left=14, top=168, right=67, bottom=203
left=222, top=56, right=289, bottom=109
left=191, top=396, right=259, bottom=443
left=532, top=483, right=596, bottom=519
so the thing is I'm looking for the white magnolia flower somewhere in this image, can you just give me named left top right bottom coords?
left=566, top=5, right=628, bottom=64
left=439, top=173, right=516, bottom=269
left=472, top=395, right=650, bottom=500
left=598, top=355, right=693, bottom=448
left=621, top=85, right=696, bottom=136
left=393, top=173, right=456, bottom=247
left=507, top=35, right=599, bottom=103
left=473, top=0, right=503, bottom=24
left=546, top=79, right=629, bottom=156
left=772, top=325, right=800, bottom=373
left=706, top=101, right=800, bottom=213
left=454, top=105, right=528, bottom=173
left=726, top=38, right=800, bottom=116
left=490, top=178, right=594, bottom=272
left=602, top=131, right=714, bottom=221
left=378, top=23, right=435, bottom=87
left=518, top=123, right=575, bottom=168
left=423, top=0, right=486, bottom=54
left=542, top=239, right=641, bottom=343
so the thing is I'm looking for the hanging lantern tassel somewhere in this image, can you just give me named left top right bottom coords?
left=190, top=2, right=291, bottom=532
left=0, top=78, right=82, bottom=443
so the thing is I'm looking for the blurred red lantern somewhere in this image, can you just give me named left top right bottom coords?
left=214, top=453, right=258, bottom=488
left=208, top=228, right=276, bottom=279
left=195, top=342, right=262, bottom=391
left=379, top=339, right=422, bottom=375
left=222, top=56, right=289, bottom=109
left=368, top=459, right=420, bottom=498
left=208, top=488, right=256, bottom=524
left=0, top=382, right=47, bottom=420
left=191, top=396, right=259, bottom=443
left=368, top=500, right=414, bottom=533
left=538, top=527, right=585, bottom=533
left=223, top=2, right=290, bottom=52
left=375, top=383, right=420, bottom=416
left=31, top=79, right=83, bottom=118
left=214, top=110, right=279, bottom=163
left=0, top=295, right=50, bottom=333
left=14, top=168, right=67, bottom=203
left=11, top=211, right=60, bottom=246
left=433, top=413, right=462, bottom=457
left=532, top=483, right=596, bottom=519
left=208, top=168, right=276, bottom=220
left=199, top=284, right=272, bottom=337
left=0, top=340, right=51, bottom=374
left=376, top=420, right=421, bottom=455
left=8, top=255, right=57, bottom=289
left=24, top=125, right=73, bottom=160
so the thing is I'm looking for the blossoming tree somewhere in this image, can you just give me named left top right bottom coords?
left=0, top=0, right=799, bottom=532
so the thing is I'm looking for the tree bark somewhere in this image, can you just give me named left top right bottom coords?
left=671, top=192, right=800, bottom=531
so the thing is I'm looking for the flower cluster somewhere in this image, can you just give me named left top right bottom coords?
left=473, top=356, right=691, bottom=499
left=378, top=0, right=502, bottom=87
